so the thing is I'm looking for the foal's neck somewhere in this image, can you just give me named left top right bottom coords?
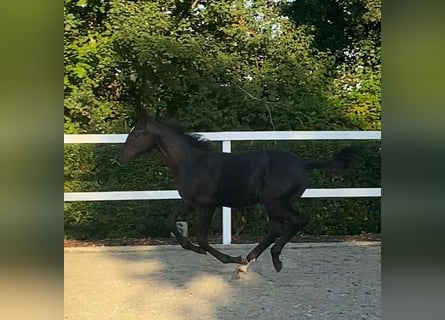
left=155, top=129, right=199, bottom=179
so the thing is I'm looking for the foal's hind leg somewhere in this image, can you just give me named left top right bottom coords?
left=245, top=214, right=283, bottom=263
left=166, top=200, right=206, bottom=254
left=234, top=216, right=283, bottom=274
left=195, top=208, right=244, bottom=264
left=270, top=206, right=309, bottom=272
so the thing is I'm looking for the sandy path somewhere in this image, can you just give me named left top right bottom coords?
left=64, top=242, right=380, bottom=320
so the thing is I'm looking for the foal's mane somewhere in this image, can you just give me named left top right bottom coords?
left=145, top=116, right=214, bottom=151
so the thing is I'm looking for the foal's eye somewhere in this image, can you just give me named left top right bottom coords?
left=132, top=130, right=142, bottom=137
left=129, top=126, right=142, bottom=137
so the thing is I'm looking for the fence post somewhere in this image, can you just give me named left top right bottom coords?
left=222, top=140, right=232, bottom=245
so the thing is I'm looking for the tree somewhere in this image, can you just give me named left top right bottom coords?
left=282, top=0, right=381, bottom=130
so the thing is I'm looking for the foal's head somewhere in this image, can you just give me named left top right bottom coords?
left=116, top=117, right=158, bottom=165
left=117, top=116, right=213, bottom=165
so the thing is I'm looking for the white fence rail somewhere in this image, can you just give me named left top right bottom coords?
left=64, top=131, right=381, bottom=244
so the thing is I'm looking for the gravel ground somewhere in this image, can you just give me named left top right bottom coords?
left=64, top=242, right=380, bottom=320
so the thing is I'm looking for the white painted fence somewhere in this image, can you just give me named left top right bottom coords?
left=64, top=131, right=381, bottom=244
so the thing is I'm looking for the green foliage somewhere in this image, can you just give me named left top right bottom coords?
left=64, top=0, right=381, bottom=240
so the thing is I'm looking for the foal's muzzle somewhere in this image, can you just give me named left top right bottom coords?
left=115, top=146, right=133, bottom=166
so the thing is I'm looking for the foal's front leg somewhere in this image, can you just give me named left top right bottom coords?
left=166, top=200, right=206, bottom=254
left=196, top=208, right=244, bottom=264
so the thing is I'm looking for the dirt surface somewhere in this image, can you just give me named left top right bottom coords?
left=64, top=233, right=380, bottom=247
left=65, top=241, right=381, bottom=320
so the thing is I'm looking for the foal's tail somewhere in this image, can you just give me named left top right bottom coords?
left=305, top=145, right=359, bottom=176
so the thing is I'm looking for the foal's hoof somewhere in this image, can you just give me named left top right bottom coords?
left=234, top=264, right=249, bottom=275
left=273, top=260, right=283, bottom=273
left=234, top=258, right=256, bottom=276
